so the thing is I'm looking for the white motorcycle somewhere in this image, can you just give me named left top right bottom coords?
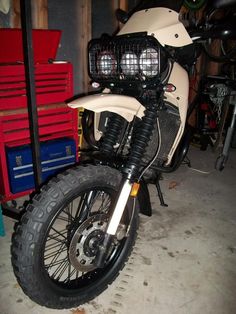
left=11, top=0, right=236, bottom=308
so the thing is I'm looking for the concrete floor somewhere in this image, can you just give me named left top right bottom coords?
left=0, top=146, right=236, bottom=314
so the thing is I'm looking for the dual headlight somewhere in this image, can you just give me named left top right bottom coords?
left=97, top=48, right=159, bottom=78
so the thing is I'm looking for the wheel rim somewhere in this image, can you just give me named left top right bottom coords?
left=42, top=188, right=127, bottom=289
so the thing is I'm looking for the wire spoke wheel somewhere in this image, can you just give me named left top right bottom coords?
left=11, top=166, right=138, bottom=309
left=43, top=189, right=116, bottom=285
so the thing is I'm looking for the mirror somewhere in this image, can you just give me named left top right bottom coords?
left=116, top=9, right=129, bottom=24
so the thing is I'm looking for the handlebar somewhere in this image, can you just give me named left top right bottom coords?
left=190, top=17, right=236, bottom=42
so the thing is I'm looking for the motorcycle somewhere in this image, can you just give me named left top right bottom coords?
left=11, top=0, right=236, bottom=309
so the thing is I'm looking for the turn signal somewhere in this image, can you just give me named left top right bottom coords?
left=163, top=84, right=176, bottom=92
left=130, top=182, right=140, bottom=197
left=92, top=82, right=100, bottom=88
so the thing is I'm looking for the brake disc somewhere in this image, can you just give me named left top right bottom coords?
left=69, top=214, right=109, bottom=272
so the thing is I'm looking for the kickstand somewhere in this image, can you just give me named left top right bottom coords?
left=182, top=155, right=191, bottom=168
left=155, top=175, right=168, bottom=207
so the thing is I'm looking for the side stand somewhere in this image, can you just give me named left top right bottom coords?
left=155, top=174, right=168, bottom=207
left=182, top=155, right=191, bottom=168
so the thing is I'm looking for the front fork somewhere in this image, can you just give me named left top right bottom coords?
left=95, top=178, right=133, bottom=267
left=95, top=102, right=159, bottom=267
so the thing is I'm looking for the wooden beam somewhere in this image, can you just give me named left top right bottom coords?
left=206, top=10, right=224, bottom=75
left=78, top=0, right=92, bottom=93
left=119, top=0, right=128, bottom=11
left=32, top=0, right=48, bottom=29
left=111, top=0, right=120, bottom=31
left=11, top=0, right=21, bottom=28
left=206, top=39, right=221, bottom=75
left=11, top=0, right=48, bottom=29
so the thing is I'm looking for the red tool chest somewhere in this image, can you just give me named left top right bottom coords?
left=0, top=29, right=78, bottom=202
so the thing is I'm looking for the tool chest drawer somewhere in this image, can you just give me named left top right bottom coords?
left=0, top=63, right=73, bottom=110
left=0, top=107, right=77, bottom=144
left=6, top=138, right=76, bottom=194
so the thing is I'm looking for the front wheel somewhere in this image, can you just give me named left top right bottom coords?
left=11, top=165, right=138, bottom=309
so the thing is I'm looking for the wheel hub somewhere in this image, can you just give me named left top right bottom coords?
left=69, top=214, right=109, bottom=272
left=83, top=229, right=105, bottom=257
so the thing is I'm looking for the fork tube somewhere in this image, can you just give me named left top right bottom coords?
left=95, top=178, right=132, bottom=268
left=106, top=179, right=132, bottom=235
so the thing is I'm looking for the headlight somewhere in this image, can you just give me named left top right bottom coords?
left=97, top=51, right=117, bottom=75
left=120, top=52, right=139, bottom=76
left=139, top=48, right=159, bottom=77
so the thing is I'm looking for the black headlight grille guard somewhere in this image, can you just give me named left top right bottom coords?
left=88, top=34, right=167, bottom=83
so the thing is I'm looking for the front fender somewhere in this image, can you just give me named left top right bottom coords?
left=68, top=93, right=145, bottom=122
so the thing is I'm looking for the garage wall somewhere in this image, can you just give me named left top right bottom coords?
left=48, top=0, right=119, bottom=95
left=0, top=10, right=11, bottom=27
left=92, top=0, right=118, bottom=38
left=48, top=0, right=81, bottom=94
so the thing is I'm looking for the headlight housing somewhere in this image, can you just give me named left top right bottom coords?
left=89, top=35, right=167, bottom=82
left=139, top=48, right=159, bottom=77
left=97, top=51, right=117, bottom=76
left=120, top=52, right=139, bottom=76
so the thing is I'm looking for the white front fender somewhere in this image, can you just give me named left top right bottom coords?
left=68, top=93, right=145, bottom=122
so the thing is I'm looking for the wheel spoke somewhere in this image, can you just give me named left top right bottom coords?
left=64, top=201, right=74, bottom=225
left=51, top=227, right=67, bottom=240
left=51, top=258, right=69, bottom=280
left=48, top=228, right=67, bottom=239
left=61, top=208, right=74, bottom=223
left=86, top=191, right=100, bottom=215
left=57, top=215, right=69, bottom=222
left=44, top=246, right=68, bottom=261
left=74, top=194, right=86, bottom=219
left=76, top=191, right=99, bottom=223
left=45, top=234, right=67, bottom=251
left=47, top=241, right=67, bottom=269
left=45, top=241, right=63, bottom=252
left=69, top=267, right=77, bottom=279
left=97, top=193, right=111, bottom=213
left=47, top=234, right=66, bottom=244
left=45, top=253, right=69, bottom=268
